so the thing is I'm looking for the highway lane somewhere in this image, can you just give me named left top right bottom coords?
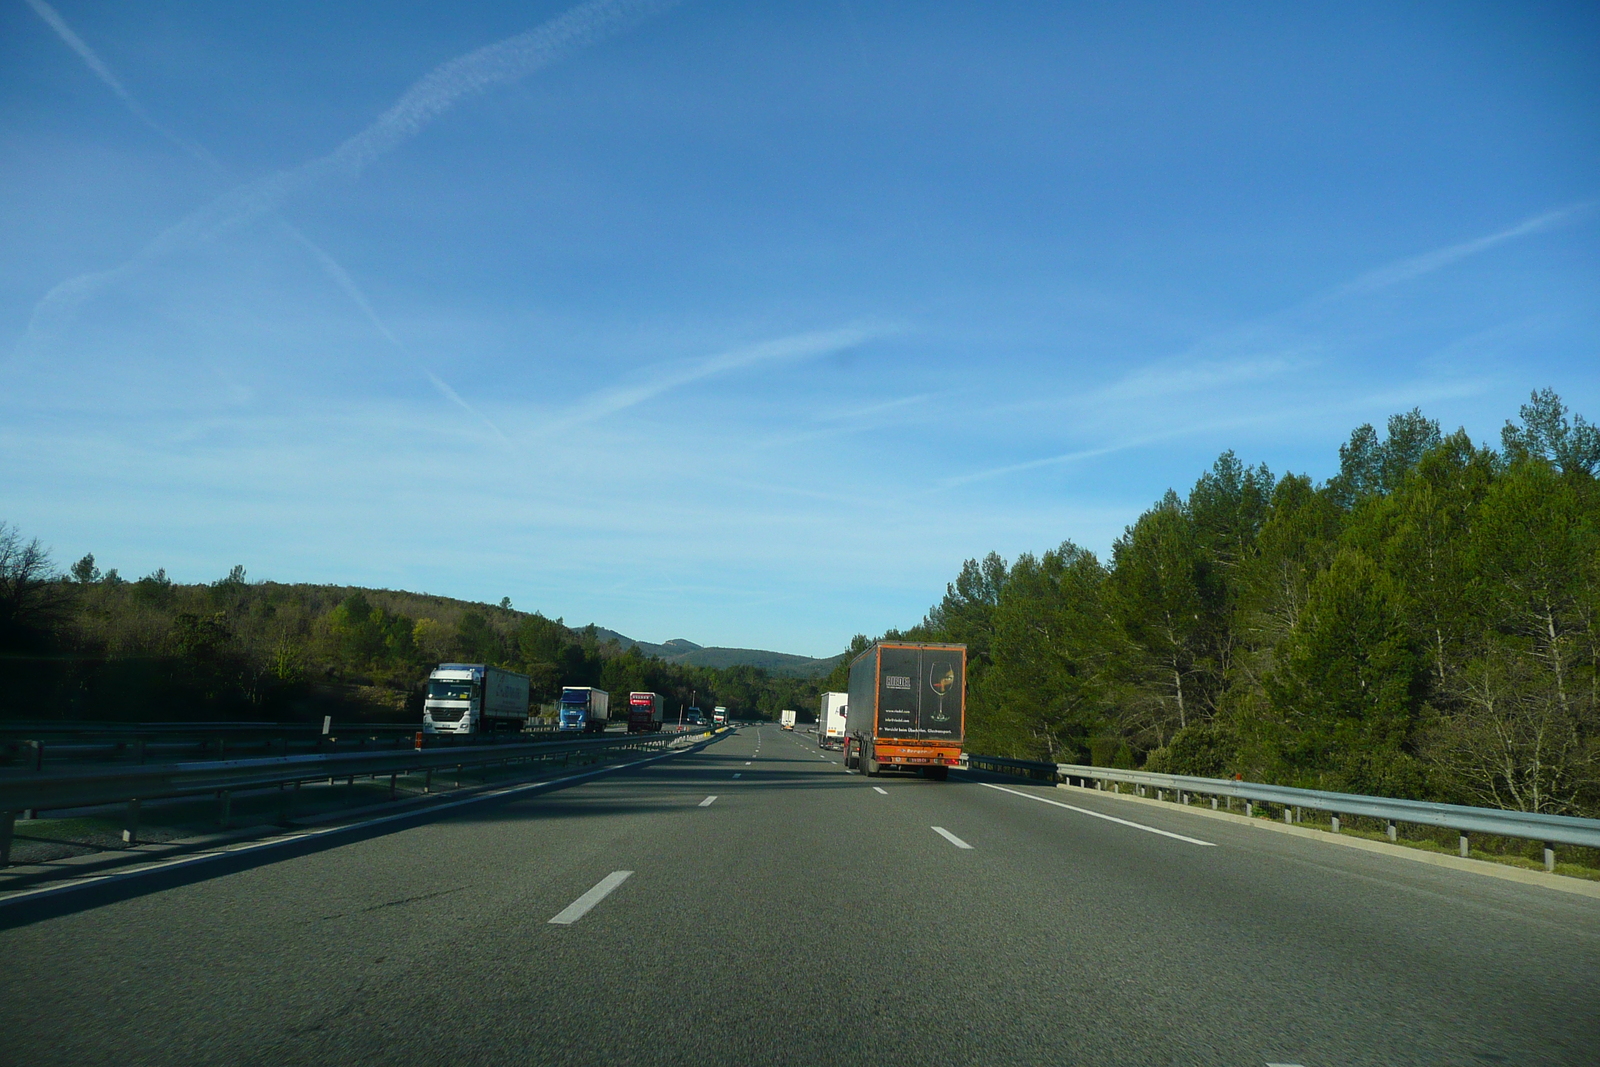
left=0, top=724, right=1595, bottom=1066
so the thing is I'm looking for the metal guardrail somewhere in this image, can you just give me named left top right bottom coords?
left=0, top=726, right=718, bottom=865
left=964, top=753, right=1600, bottom=870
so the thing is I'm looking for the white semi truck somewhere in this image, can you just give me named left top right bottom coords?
left=818, top=692, right=847, bottom=748
left=780, top=709, right=797, bottom=730
left=557, top=687, right=610, bottom=733
left=422, top=664, right=530, bottom=736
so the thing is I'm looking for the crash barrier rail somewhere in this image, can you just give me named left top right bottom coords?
left=963, top=753, right=1600, bottom=873
left=0, top=726, right=717, bottom=865
left=0, top=719, right=637, bottom=769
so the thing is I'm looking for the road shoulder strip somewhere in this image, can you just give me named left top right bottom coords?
left=1052, top=781, right=1600, bottom=900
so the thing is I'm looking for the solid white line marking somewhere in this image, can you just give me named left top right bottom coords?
left=733, top=773, right=742, bottom=778
left=548, top=871, right=633, bottom=925
left=699, top=795, right=717, bottom=807
left=873, top=786, right=888, bottom=795
left=745, top=761, right=752, bottom=765
left=931, top=826, right=973, bottom=849
left=976, top=782, right=1217, bottom=846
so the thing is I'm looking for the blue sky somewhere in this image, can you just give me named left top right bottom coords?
left=3, top=0, right=1596, bottom=657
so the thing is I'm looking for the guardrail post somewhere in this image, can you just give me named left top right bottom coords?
left=0, top=810, right=14, bottom=865
left=1330, top=814, right=1340, bottom=833
left=1458, top=831, right=1470, bottom=858
left=31, top=739, right=44, bottom=772
left=217, top=789, right=232, bottom=829
left=389, top=773, right=398, bottom=799
left=1283, top=806, right=1293, bottom=825
left=1545, top=842, right=1556, bottom=873
left=122, top=798, right=141, bottom=844
left=135, top=738, right=147, bottom=765
left=1245, top=801, right=1253, bottom=817
left=1387, top=819, right=1397, bottom=842
left=424, top=769, right=433, bottom=794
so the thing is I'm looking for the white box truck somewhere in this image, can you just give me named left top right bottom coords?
left=780, top=709, right=797, bottom=730
left=818, top=692, right=847, bottom=748
left=557, top=687, right=610, bottom=733
left=422, top=663, right=530, bottom=736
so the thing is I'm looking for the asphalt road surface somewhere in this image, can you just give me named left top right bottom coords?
left=2, top=725, right=1596, bottom=1066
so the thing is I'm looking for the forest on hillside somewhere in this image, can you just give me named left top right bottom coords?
left=823, top=390, right=1600, bottom=816
left=0, top=552, right=819, bottom=725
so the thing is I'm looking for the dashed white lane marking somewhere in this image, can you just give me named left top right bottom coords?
left=548, top=871, right=633, bottom=925
left=975, top=781, right=1217, bottom=846
left=931, top=826, right=973, bottom=849
left=699, top=796, right=717, bottom=807
left=872, top=786, right=888, bottom=795
left=733, top=773, right=742, bottom=779
left=745, top=761, right=752, bottom=765
left=1265, top=1063, right=1306, bottom=1066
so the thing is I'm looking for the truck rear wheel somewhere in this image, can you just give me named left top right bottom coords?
left=864, top=741, right=879, bottom=777
left=844, top=739, right=858, bottom=770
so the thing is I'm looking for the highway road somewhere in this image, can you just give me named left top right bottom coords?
left=2, top=725, right=1596, bottom=1066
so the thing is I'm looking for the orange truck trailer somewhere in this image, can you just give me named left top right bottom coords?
left=843, top=642, right=965, bottom=781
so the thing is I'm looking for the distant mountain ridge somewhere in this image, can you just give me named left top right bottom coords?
left=588, top=629, right=840, bottom=679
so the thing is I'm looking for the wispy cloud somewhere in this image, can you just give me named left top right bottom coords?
left=22, top=0, right=678, bottom=346
left=543, top=324, right=895, bottom=433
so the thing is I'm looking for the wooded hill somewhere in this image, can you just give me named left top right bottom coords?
left=0, top=558, right=824, bottom=725
left=822, top=390, right=1600, bottom=817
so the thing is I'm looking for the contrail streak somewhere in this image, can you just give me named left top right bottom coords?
left=1325, top=201, right=1595, bottom=300
left=543, top=325, right=892, bottom=434
left=23, top=0, right=220, bottom=170
left=24, top=0, right=678, bottom=341
left=22, top=0, right=516, bottom=446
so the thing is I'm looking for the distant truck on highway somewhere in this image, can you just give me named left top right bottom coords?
left=817, top=692, right=847, bottom=748
left=627, top=692, right=665, bottom=733
left=422, top=664, right=530, bottom=736
left=713, top=707, right=728, bottom=725
left=844, top=642, right=965, bottom=780
left=557, top=687, right=610, bottom=733
left=780, top=709, right=797, bottom=730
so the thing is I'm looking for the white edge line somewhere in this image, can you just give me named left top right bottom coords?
left=0, top=737, right=713, bottom=909
left=548, top=870, right=633, bottom=925
left=699, top=795, right=717, bottom=807
left=975, top=781, right=1217, bottom=846
left=931, top=825, right=973, bottom=849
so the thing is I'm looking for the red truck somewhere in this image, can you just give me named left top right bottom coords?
left=843, top=642, right=965, bottom=780
left=627, top=691, right=665, bottom=733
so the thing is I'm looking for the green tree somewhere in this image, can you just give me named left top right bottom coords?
left=70, top=553, right=101, bottom=584
left=1264, top=547, right=1423, bottom=795
left=980, top=542, right=1114, bottom=761
left=1105, top=492, right=1209, bottom=738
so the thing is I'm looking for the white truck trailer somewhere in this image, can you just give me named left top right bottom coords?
left=422, top=663, right=530, bottom=736
left=818, top=691, right=847, bottom=748
left=780, top=709, right=797, bottom=730
left=557, top=687, right=610, bottom=733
